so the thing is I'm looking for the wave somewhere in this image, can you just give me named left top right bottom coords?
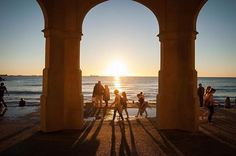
left=9, top=91, right=42, bottom=95
left=82, top=82, right=96, bottom=85
left=24, top=84, right=42, bottom=87
left=215, top=89, right=236, bottom=91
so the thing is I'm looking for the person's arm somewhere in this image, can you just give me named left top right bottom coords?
left=110, top=98, right=116, bottom=108
left=5, top=87, right=9, bottom=96
left=126, top=98, right=129, bottom=104
left=110, top=96, right=118, bottom=108
left=110, top=101, right=115, bottom=108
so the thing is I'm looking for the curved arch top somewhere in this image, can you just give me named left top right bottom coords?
left=37, top=0, right=49, bottom=29
left=193, top=0, right=208, bottom=31
left=81, top=0, right=160, bottom=34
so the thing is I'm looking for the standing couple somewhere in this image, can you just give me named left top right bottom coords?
left=92, top=81, right=110, bottom=107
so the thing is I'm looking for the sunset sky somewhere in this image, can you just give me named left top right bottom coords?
left=0, top=0, right=235, bottom=77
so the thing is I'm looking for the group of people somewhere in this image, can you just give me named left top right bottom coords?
left=197, top=84, right=217, bottom=123
left=92, top=81, right=149, bottom=120
left=197, top=83, right=236, bottom=123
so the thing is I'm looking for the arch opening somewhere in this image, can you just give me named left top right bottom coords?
left=81, top=0, right=160, bottom=109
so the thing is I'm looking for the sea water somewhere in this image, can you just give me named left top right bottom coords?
left=1, top=76, right=236, bottom=107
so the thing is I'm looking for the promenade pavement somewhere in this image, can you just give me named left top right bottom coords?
left=0, top=106, right=236, bottom=156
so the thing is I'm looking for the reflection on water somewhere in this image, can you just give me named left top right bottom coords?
left=113, top=76, right=122, bottom=92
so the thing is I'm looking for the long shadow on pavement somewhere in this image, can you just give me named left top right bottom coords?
left=147, top=117, right=236, bottom=156
left=1, top=108, right=104, bottom=156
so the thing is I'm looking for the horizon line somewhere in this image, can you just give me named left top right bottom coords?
left=1, top=74, right=236, bottom=78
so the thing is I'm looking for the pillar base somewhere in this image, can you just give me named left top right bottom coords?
left=157, top=70, right=199, bottom=132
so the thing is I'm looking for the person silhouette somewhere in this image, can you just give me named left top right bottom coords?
left=0, top=82, right=9, bottom=108
left=205, top=88, right=216, bottom=123
left=110, top=89, right=124, bottom=121
left=135, top=92, right=148, bottom=117
left=92, top=81, right=105, bottom=107
left=197, top=83, right=205, bottom=107
left=103, top=85, right=110, bottom=107
left=121, top=91, right=129, bottom=118
left=19, top=98, right=26, bottom=107
left=225, top=97, right=231, bottom=108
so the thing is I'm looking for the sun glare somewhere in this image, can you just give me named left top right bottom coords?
left=105, top=60, right=129, bottom=77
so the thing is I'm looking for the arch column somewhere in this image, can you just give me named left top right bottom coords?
left=63, top=31, right=84, bottom=130
left=157, top=31, right=199, bottom=131
left=40, top=28, right=84, bottom=132
left=136, top=0, right=207, bottom=132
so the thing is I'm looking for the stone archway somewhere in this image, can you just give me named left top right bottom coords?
left=37, top=0, right=207, bottom=132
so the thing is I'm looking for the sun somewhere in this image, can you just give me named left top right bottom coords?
left=104, top=60, right=129, bottom=77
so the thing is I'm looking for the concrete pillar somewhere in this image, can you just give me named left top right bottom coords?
left=40, top=29, right=65, bottom=132
left=63, top=32, right=84, bottom=129
left=157, top=31, right=199, bottom=131
left=134, top=0, right=207, bottom=132
left=40, top=28, right=84, bottom=132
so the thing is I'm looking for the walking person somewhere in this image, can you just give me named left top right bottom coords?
left=205, top=88, right=216, bottom=123
left=197, top=83, right=205, bottom=107
left=0, top=82, right=9, bottom=108
left=201, top=86, right=212, bottom=120
left=110, top=89, right=124, bottom=121
left=103, top=85, right=110, bottom=107
left=121, top=91, right=129, bottom=118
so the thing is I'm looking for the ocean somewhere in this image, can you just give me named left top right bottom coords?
left=1, top=76, right=236, bottom=107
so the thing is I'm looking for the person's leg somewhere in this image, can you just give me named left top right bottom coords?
left=112, top=109, right=117, bottom=120
left=99, top=96, right=103, bottom=107
left=118, top=111, right=124, bottom=120
left=135, top=109, right=140, bottom=117
left=105, top=100, right=108, bottom=107
left=144, top=109, right=148, bottom=117
left=203, top=107, right=208, bottom=118
left=211, top=106, right=214, bottom=121
left=125, top=108, right=129, bottom=118
left=200, top=96, right=203, bottom=107
left=208, top=106, right=213, bottom=123
left=95, top=96, right=99, bottom=107
left=0, top=97, right=7, bottom=107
